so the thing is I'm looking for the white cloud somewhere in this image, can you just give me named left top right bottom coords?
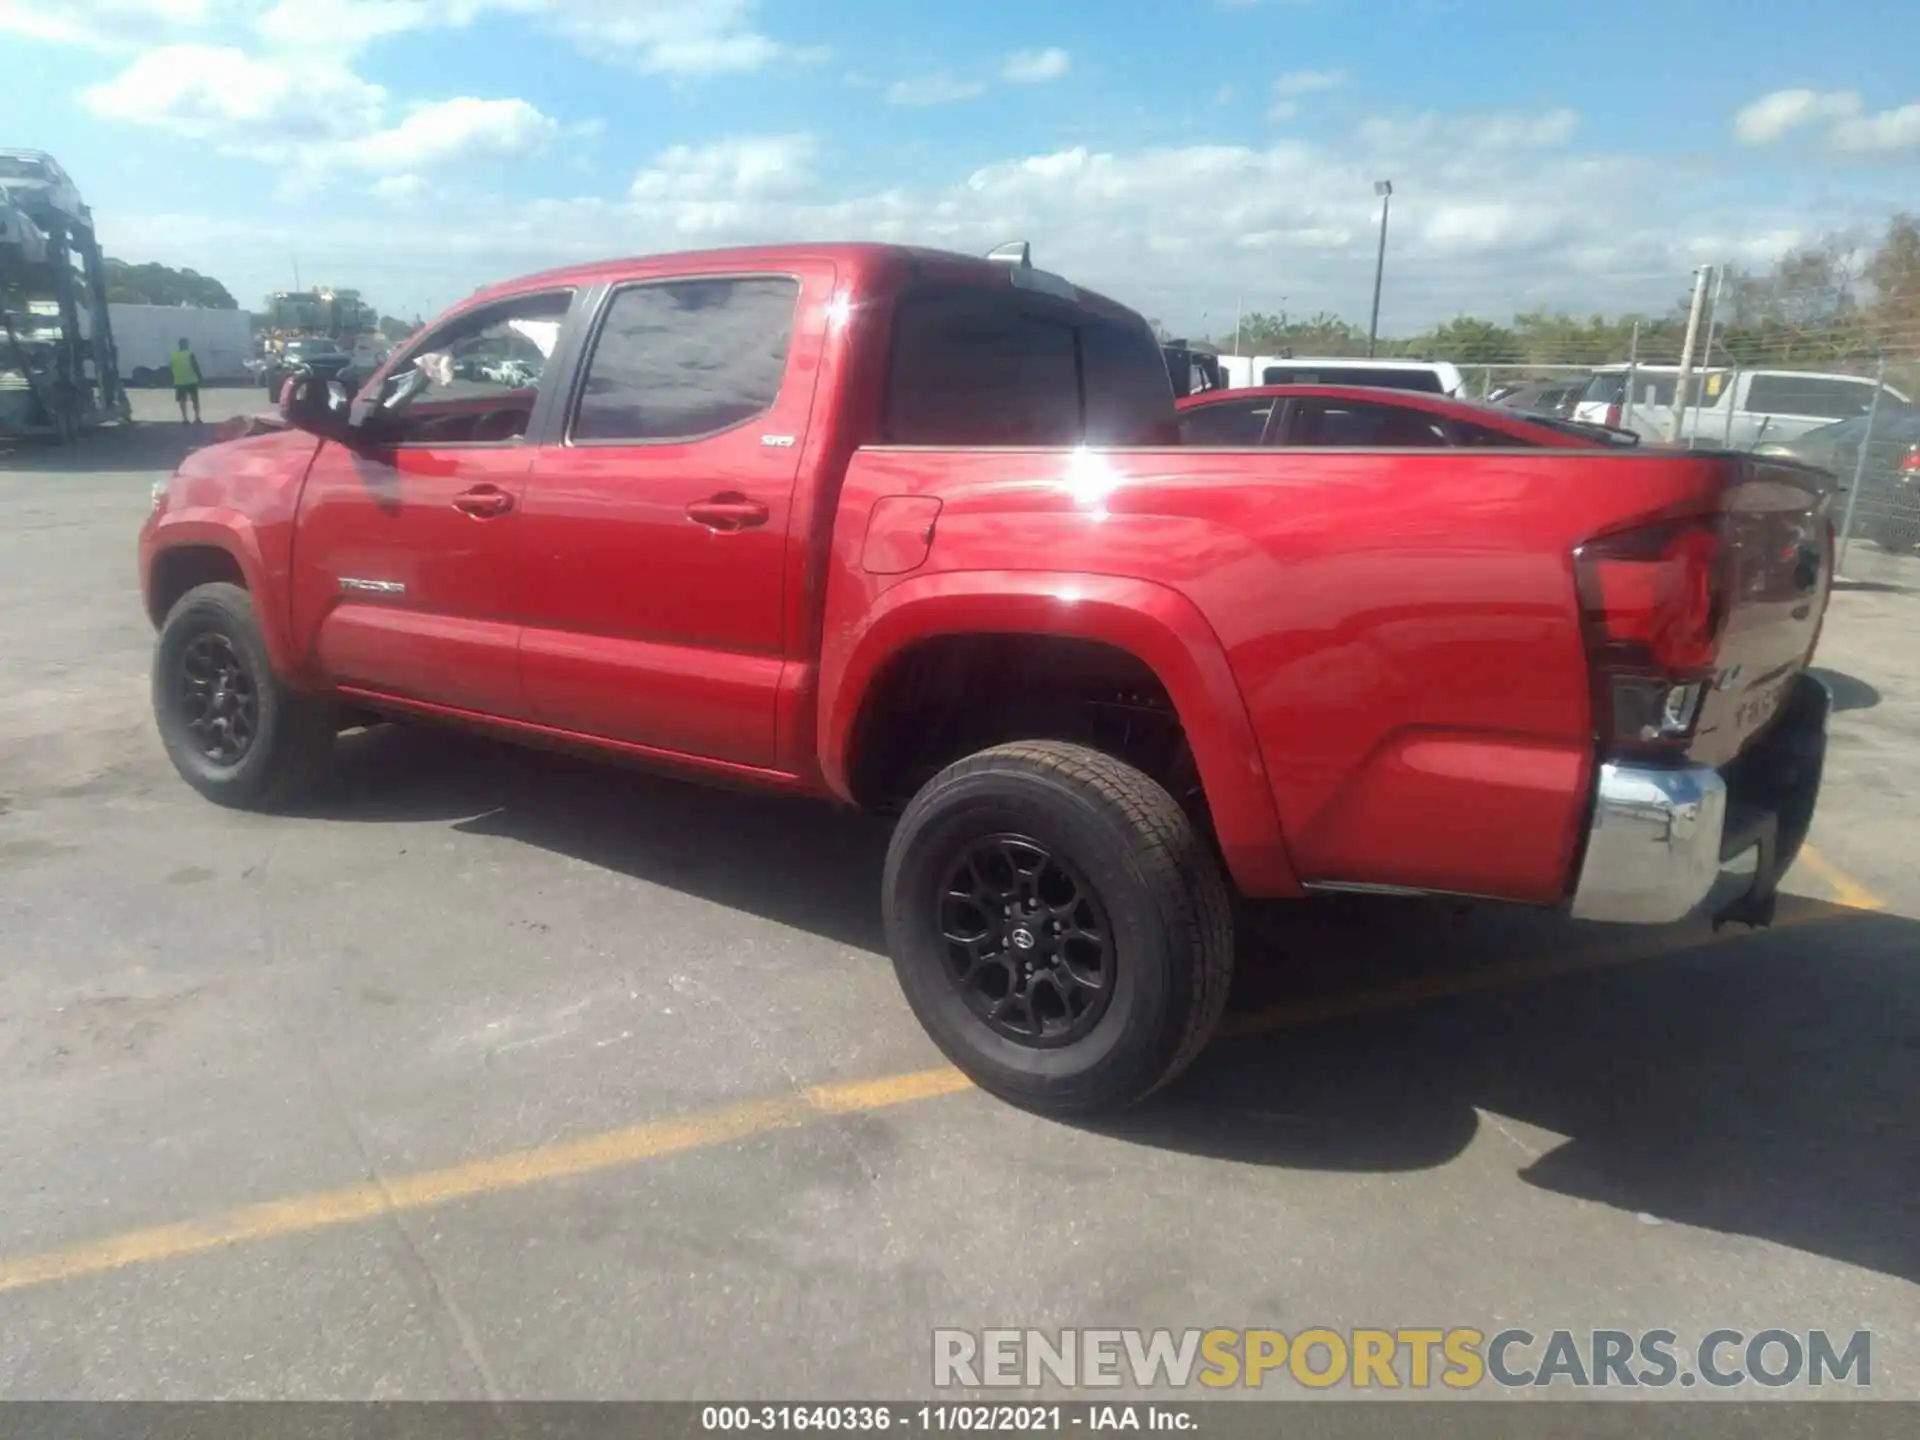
left=253, top=0, right=505, bottom=51
left=886, top=76, right=987, bottom=107
left=1733, top=88, right=1858, bottom=144
left=1733, top=88, right=1920, bottom=153
left=81, top=44, right=387, bottom=148
left=96, top=103, right=1843, bottom=336
left=372, top=173, right=429, bottom=200
left=536, top=0, right=808, bottom=75
left=1830, top=102, right=1920, bottom=153
left=81, top=44, right=553, bottom=175
left=348, top=97, right=557, bottom=170
left=14, top=0, right=816, bottom=76
left=0, top=0, right=212, bottom=50
left=1273, top=68, right=1348, bottom=97
left=629, top=135, right=817, bottom=201
left=1000, top=47, right=1071, bottom=84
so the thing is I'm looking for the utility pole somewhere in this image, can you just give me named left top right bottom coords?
left=1233, top=295, right=1243, bottom=357
left=1620, top=320, right=1641, bottom=433
left=1367, top=180, right=1392, bottom=358
left=1693, top=263, right=1726, bottom=442
left=1668, top=265, right=1712, bottom=445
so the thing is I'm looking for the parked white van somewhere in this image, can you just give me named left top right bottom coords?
left=1252, top=357, right=1468, bottom=397
left=1573, top=365, right=1908, bottom=448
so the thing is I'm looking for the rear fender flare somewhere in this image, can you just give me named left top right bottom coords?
left=818, top=569, right=1301, bottom=898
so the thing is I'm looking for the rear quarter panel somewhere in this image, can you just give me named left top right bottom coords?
left=821, top=445, right=1741, bottom=903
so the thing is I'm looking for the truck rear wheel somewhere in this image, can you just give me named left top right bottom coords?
left=883, top=741, right=1234, bottom=1115
left=152, top=582, right=336, bottom=810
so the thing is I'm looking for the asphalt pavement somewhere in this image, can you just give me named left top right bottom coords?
left=1, top=391, right=1915, bottom=1401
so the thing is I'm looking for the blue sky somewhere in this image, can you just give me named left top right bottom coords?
left=2, top=0, right=1915, bottom=334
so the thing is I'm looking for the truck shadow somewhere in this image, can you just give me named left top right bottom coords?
left=1808, top=666, right=1881, bottom=713
left=301, top=724, right=895, bottom=952
left=297, top=724, right=1918, bottom=1286
left=1107, top=900, right=1919, bottom=1286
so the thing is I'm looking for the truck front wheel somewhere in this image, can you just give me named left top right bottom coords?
left=153, top=582, right=336, bottom=810
left=883, top=741, right=1234, bottom=1115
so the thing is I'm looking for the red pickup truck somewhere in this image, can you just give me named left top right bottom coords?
left=140, top=242, right=1833, bottom=1115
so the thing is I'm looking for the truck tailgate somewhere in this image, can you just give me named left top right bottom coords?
left=1689, top=459, right=1833, bottom=769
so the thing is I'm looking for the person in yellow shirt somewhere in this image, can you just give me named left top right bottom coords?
left=169, top=338, right=203, bottom=425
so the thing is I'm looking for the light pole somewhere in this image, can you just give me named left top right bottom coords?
left=1367, top=179, right=1392, bottom=358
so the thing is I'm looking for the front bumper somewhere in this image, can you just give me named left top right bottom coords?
left=1570, top=673, right=1830, bottom=926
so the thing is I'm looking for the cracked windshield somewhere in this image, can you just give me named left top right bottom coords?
left=0, top=2, right=1914, bottom=1438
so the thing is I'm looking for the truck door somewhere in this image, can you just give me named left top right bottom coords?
left=287, top=288, right=578, bottom=718
left=517, top=264, right=831, bottom=768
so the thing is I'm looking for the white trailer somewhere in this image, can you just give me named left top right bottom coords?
left=109, top=304, right=252, bottom=385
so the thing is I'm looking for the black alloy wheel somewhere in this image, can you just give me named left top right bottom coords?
left=176, top=631, right=259, bottom=766
left=939, top=833, right=1115, bottom=1047
left=152, top=582, right=336, bottom=809
left=883, top=741, right=1235, bottom=1115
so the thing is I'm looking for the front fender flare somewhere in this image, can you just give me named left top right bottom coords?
left=143, top=512, right=297, bottom=680
left=818, top=569, right=1300, bottom=898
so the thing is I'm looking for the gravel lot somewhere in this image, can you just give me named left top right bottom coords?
left=2, top=390, right=1916, bottom=1401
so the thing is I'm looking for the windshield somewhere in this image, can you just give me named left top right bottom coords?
left=0, top=156, right=48, bottom=180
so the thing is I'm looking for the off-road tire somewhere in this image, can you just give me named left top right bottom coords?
left=883, top=741, right=1234, bottom=1115
left=153, top=582, right=335, bottom=809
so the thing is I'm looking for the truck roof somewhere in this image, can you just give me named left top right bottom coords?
left=463, top=242, right=1141, bottom=321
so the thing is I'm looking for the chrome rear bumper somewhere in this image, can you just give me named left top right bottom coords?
left=1570, top=674, right=1831, bottom=926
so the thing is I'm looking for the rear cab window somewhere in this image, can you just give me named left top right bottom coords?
left=882, top=279, right=1176, bottom=446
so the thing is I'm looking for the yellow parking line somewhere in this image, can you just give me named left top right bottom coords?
left=0, top=897, right=1876, bottom=1297
left=1795, top=843, right=1889, bottom=911
left=0, top=1067, right=972, bottom=1296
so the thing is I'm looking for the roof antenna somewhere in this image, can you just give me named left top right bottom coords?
left=985, top=241, right=1031, bottom=268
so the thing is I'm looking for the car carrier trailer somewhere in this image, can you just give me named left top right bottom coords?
left=0, top=149, right=129, bottom=442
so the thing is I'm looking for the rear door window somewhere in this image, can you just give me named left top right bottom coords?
left=1287, top=398, right=1451, bottom=447
left=1178, top=399, right=1275, bottom=446
left=1449, top=420, right=1539, bottom=448
left=571, top=276, right=799, bottom=443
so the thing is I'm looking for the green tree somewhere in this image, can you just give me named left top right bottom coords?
left=1412, top=315, right=1521, bottom=364
left=102, top=259, right=238, bottom=308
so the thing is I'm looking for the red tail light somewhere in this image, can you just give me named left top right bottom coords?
left=1901, top=445, right=1919, bottom=476
left=1574, top=517, right=1730, bottom=755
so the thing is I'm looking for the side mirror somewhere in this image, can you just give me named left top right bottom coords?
left=279, top=371, right=351, bottom=442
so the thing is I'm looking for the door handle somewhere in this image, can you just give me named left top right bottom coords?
left=452, top=485, right=514, bottom=518
left=687, top=492, right=769, bottom=532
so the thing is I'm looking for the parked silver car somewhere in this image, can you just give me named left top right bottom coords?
left=1758, top=409, right=1920, bottom=553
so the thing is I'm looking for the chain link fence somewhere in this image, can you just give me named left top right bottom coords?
left=1439, top=321, right=1920, bottom=588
